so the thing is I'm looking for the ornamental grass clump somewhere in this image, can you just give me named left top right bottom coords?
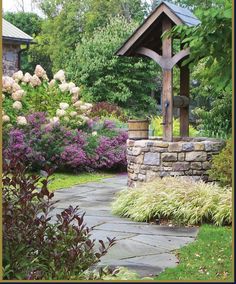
left=2, top=158, right=115, bottom=280
left=150, top=116, right=198, bottom=137
left=112, top=177, right=231, bottom=226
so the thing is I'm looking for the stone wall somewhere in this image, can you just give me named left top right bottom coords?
left=127, top=137, right=225, bottom=187
left=2, top=43, right=20, bottom=76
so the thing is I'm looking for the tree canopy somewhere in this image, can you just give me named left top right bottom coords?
left=66, top=16, right=160, bottom=115
left=4, top=12, right=42, bottom=36
left=3, top=0, right=232, bottom=134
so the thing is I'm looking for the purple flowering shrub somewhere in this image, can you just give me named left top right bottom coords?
left=60, top=145, right=87, bottom=168
left=88, top=132, right=127, bottom=169
left=3, top=112, right=128, bottom=171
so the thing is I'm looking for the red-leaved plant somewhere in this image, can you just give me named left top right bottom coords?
left=2, top=156, right=115, bottom=280
left=90, top=102, right=127, bottom=122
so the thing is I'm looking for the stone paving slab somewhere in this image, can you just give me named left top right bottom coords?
left=129, top=234, right=194, bottom=250
left=90, top=230, right=137, bottom=242
left=93, top=222, right=198, bottom=237
left=52, top=174, right=199, bottom=278
left=97, top=253, right=178, bottom=278
left=99, top=239, right=165, bottom=260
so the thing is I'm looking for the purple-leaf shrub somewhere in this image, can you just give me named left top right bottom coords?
left=3, top=158, right=116, bottom=280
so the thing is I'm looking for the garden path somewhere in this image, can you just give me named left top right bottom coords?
left=52, top=174, right=199, bottom=278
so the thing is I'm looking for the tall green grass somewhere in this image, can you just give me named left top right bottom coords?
left=112, top=177, right=231, bottom=226
left=150, top=116, right=199, bottom=137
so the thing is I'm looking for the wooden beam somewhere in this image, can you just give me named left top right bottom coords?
left=136, top=46, right=189, bottom=70
left=136, top=47, right=164, bottom=68
left=171, top=47, right=190, bottom=68
left=162, top=17, right=173, bottom=142
left=180, top=63, right=190, bottom=137
left=116, top=4, right=183, bottom=56
left=136, top=46, right=190, bottom=70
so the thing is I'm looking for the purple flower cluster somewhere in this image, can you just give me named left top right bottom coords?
left=103, top=119, right=116, bottom=130
left=88, top=132, right=128, bottom=169
left=61, top=145, right=87, bottom=168
left=27, top=112, right=48, bottom=128
left=3, top=113, right=128, bottom=171
left=4, top=129, right=32, bottom=161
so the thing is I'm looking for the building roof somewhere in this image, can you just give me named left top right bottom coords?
left=2, top=19, right=33, bottom=44
left=116, top=1, right=201, bottom=57
left=162, top=1, right=201, bottom=27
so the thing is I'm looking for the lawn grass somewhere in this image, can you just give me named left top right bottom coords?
left=46, top=172, right=114, bottom=191
left=155, top=225, right=233, bottom=281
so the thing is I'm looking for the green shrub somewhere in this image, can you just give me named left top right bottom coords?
left=208, top=139, right=232, bottom=187
left=67, top=16, right=159, bottom=114
left=2, top=67, right=92, bottom=129
left=112, top=177, right=232, bottom=226
left=150, top=116, right=199, bottom=137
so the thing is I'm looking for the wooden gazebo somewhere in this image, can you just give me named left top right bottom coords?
left=116, top=1, right=200, bottom=142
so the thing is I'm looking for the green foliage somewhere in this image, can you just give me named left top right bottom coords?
left=82, top=266, right=140, bottom=280
left=40, top=2, right=84, bottom=72
left=34, top=0, right=146, bottom=73
left=67, top=16, right=159, bottom=114
left=170, top=0, right=231, bottom=91
left=81, top=0, right=146, bottom=34
left=191, top=62, right=232, bottom=139
left=208, top=140, right=232, bottom=187
left=156, top=225, right=233, bottom=281
left=167, top=0, right=232, bottom=138
left=84, top=135, right=100, bottom=156
left=27, top=35, right=54, bottom=78
left=112, top=177, right=232, bottom=226
left=2, top=68, right=88, bottom=128
left=150, top=116, right=199, bottom=137
left=3, top=12, right=42, bottom=36
left=21, top=82, right=72, bottom=117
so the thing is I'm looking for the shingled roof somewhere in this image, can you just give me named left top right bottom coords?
left=116, top=1, right=200, bottom=56
left=2, top=19, right=33, bottom=44
left=162, top=1, right=200, bottom=26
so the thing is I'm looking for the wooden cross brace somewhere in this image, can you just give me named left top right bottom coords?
left=136, top=18, right=190, bottom=142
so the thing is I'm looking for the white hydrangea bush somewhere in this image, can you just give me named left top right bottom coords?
left=2, top=65, right=93, bottom=128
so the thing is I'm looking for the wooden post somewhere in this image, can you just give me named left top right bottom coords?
left=162, top=17, right=173, bottom=141
left=179, top=63, right=190, bottom=137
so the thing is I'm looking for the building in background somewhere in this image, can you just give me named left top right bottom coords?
left=2, top=19, right=33, bottom=75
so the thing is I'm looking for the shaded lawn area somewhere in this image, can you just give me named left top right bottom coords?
left=155, top=225, right=233, bottom=281
left=44, top=172, right=115, bottom=191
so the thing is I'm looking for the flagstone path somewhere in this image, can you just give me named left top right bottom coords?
left=52, top=174, right=199, bottom=278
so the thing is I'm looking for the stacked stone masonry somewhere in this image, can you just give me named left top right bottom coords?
left=127, top=137, right=225, bottom=187
left=2, top=43, right=20, bottom=76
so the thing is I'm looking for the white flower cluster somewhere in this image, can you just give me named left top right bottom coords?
left=2, top=65, right=93, bottom=126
